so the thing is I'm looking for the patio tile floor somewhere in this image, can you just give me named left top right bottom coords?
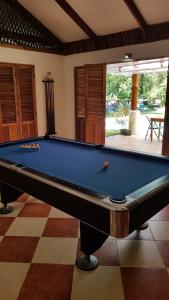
left=105, top=134, right=162, bottom=155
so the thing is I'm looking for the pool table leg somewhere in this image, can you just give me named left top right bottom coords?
left=0, top=183, right=22, bottom=214
left=139, top=221, right=148, bottom=229
left=76, top=221, right=108, bottom=271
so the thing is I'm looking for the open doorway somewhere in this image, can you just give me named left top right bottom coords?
left=105, top=58, right=168, bottom=155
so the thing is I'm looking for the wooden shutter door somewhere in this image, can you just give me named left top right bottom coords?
left=75, top=66, right=86, bottom=141
left=0, top=65, right=20, bottom=142
left=16, top=66, right=37, bottom=139
left=85, top=64, right=106, bottom=144
left=75, top=64, right=106, bottom=144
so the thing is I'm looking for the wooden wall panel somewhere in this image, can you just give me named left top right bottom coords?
left=162, top=69, right=169, bottom=156
left=85, top=118, right=105, bottom=144
left=75, top=64, right=106, bottom=145
left=0, top=63, right=37, bottom=142
left=85, top=64, right=106, bottom=144
left=1, top=127, right=9, bottom=142
left=86, top=65, right=106, bottom=119
left=17, top=67, right=34, bottom=122
left=1, top=125, right=19, bottom=142
left=75, top=66, right=86, bottom=141
left=21, top=122, right=37, bottom=139
left=75, top=117, right=85, bottom=141
left=21, top=124, right=29, bottom=139
left=9, top=125, right=19, bottom=141
left=29, top=122, right=37, bottom=137
left=0, top=66, right=17, bottom=124
left=16, top=65, right=37, bottom=139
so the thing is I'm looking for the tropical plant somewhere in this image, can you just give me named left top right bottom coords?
left=106, top=72, right=167, bottom=107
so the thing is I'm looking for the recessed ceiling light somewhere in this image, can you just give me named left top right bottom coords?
left=124, top=53, right=132, bottom=60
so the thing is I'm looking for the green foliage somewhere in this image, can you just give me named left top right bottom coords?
left=106, top=73, right=132, bottom=100
left=106, top=72, right=167, bottom=106
left=107, top=101, right=129, bottom=128
left=105, top=129, right=120, bottom=137
left=111, top=102, right=129, bottom=118
left=139, top=73, right=167, bottom=105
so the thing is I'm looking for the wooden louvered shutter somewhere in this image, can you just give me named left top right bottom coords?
left=75, top=64, right=106, bottom=144
left=16, top=66, right=37, bottom=139
left=0, top=66, right=20, bottom=141
left=75, top=66, right=86, bottom=141
left=85, top=64, right=106, bottom=144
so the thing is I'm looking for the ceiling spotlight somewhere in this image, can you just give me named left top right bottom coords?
left=124, top=53, right=132, bottom=60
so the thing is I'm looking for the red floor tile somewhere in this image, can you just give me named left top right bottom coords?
left=16, top=193, right=29, bottom=202
left=76, top=238, right=119, bottom=266
left=43, top=218, right=79, bottom=237
left=121, top=267, right=169, bottom=300
left=156, top=241, right=169, bottom=267
left=0, top=236, right=39, bottom=262
left=18, top=203, right=51, bottom=217
left=151, top=205, right=169, bottom=221
left=126, top=226, right=154, bottom=240
left=18, top=264, right=73, bottom=300
left=0, top=217, right=14, bottom=235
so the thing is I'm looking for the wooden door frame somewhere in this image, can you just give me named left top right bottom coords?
left=162, top=67, right=169, bottom=155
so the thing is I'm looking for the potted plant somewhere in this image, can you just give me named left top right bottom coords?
left=111, top=100, right=131, bottom=135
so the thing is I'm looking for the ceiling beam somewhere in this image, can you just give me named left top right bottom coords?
left=1, top=21, right=169, bottom=55
left=64, top=21, right=169, bottom=55
left=55, top=0, right=97, bottom=39
left=123, top=0, right=148, bottom=32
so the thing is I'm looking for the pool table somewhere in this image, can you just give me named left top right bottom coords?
left=0, top=136, right=169, bottom=270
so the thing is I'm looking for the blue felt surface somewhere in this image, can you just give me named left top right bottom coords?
left=0, top=138, right=169, bottom=200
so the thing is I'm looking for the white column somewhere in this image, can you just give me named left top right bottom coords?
left=129, top=110, right=140, bottom=135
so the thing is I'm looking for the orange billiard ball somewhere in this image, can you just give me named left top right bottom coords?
left=103, top=160, right=109, bottom=168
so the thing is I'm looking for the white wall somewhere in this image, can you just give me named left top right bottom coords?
left=0, top=47, right=65, bottom=136
left=64, top=39, right=169, bottom=139
left=1, top=39, right=169, bottom=139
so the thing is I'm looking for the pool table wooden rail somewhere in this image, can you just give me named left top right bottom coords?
left=0, top=157, right=169, bottom=239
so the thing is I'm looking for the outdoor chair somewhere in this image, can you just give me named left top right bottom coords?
left=145, top=115, right=164, bottom=141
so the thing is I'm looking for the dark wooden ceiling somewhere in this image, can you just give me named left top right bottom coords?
left=0, top=0, right=169, bottom=55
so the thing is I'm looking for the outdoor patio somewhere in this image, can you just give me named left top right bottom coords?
left=105, top=111, right=164, bottom=155
left=106, top=134, right=162, bottom=155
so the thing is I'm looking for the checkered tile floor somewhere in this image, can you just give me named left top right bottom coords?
left=0, top=194, right=169, bottom=300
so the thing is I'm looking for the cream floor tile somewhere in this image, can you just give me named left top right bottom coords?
left=149, top=221, right=169, bottom=240
left=6, top=217, right=47, bottom=237
left=27, top=196, right=44, bottom=204
left=109, top=236, right=116, bottom=240
left=71, top=266, right=124, bottom=300
left=0, top=262, right=29, bottom=300
left=32, top=237, right=77, bottom=264
left=117, top=240, right=165, bottom=268
left=48, top=207, right=73, bottom=218
left=0, top=202, right=25, bottom=217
